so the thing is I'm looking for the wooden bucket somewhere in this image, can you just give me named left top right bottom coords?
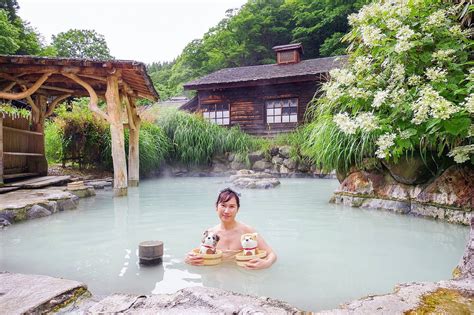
left=235, top=250, right=267, bottom=267
left=192, top=248, right=223, bottom=266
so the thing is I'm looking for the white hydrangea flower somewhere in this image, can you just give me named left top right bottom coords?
left=448, top=145, right=474, bottom=164
left=463, top=94, right=474, bottom=114
left=391, top=64, right=405, bottom=82
left=425, top=67, right=447, bottom=82
left=469, top=125, right=474, bottom=138
left=396, top=26, right=415, bottom=41
left=468, top=68, right=474, bottom=82
left=322, top=82, right=344, bottom=102
left=375, top=133, right=396, bottom=159
left=449, top=25, right=463, bottom=36
left=329, top=68, right=356, bottom=86
left=386, top=18, right=402, bottom=30
left=412, top=86, right=458, bottom=123
left=353, top=56, right=372, bottom=72
left=407, top=75, right=422, bottom=86
left=348, top=13, right=359, bottom=26
left=432, top=49, right=456, bottom=63
left=348, top=87, right=371, bottom=99
left=360, top=25, right=385, bottom=47
left=390, top=88, right=407, bottom=106
left=372, top=90, right=389, bottom=108
left=333, top=112, right=357, bottom=135
left=424, top=9, right=447, bottom=29
left=355, top=112, right=378, bottom=132
left=395, top=40, right=414, bottom=53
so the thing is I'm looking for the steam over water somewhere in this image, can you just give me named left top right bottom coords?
left=0, top=178, right=468, bottom=311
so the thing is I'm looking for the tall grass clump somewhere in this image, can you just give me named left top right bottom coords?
left=156, top=108, right=255, bottom=165
left=124, top=122, right=171, bottom=176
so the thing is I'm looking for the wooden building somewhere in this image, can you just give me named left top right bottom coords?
left=0, top=55, right=158, bottom=195
left=182, top=44, right=344, bottom=136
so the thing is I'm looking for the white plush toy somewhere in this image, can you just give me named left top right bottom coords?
left=241, top=233, right=259, bottom=256
left=200, top=230, right=220, bottom=254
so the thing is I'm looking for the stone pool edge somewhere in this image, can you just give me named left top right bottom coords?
left=0, top=186, right=96, bottom=226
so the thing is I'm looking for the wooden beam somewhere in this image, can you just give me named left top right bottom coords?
left=0, top=72, right=51, bottom=100
left=40, top=85, right=75, bottom=93
left=1, top=82, right=16, bottom=92
left=45, top=94, right=71, bottom=117
left=62, top=73, right=110, bottom=123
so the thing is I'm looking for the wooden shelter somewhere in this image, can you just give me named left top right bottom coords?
left=182, top=44, right=345, bottom=136
left=0, top=55, right=159, bottom=196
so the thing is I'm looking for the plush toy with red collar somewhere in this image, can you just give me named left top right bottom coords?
left=199, top=230, right=220, bottom=254
left=241, top=233, right=259, bottom=256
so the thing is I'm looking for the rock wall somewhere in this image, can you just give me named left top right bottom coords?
left=332, top=165, right=473, bottom=225
left=162, top=145, right=335, bottom=179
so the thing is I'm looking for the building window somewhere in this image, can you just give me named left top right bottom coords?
left=202, top=103, right=230, bottom=125
left=266, top=98, right=298, bottom=124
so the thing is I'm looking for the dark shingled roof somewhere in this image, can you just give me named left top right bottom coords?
left=183, top=55, right=346, bottom=90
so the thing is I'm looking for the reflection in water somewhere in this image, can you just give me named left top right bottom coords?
left=0, top=178, right=468, bottom=311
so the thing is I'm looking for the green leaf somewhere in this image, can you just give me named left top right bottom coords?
left=443, top=117, right=471, bottom=136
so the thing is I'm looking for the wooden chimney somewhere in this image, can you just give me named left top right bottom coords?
left=272, top=43, right=303, bottom=65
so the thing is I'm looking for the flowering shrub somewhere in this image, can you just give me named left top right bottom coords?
left=304, top=0, right=473, bottom=172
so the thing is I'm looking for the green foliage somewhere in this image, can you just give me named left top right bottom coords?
left=319, top=32, right=348, bottom=57
left=0, top=9, right=19, bottom=54
left=148, top=0, right=367, bottom=99
left=0, top=7, right=53, bottom=56
left=0, top=103, right=31, bottom=119
left=44, top=120, right=63, bottom=163
left=0, top=0, right=19, bottom=21
left=52, top=104, right=111, bottom=169
left=305, top=0, right=474, bottom=171
left=156, top=108, right=256, bottom=165
left=52, top=29, right=112, bottom=60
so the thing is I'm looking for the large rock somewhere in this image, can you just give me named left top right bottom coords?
left=278, top=146, right=291, bottom=158
left=27, top=205, right=52, bottom=219
left=320, top=279, right=474, bottom=314
left=252, top=160, right=272, bottom=171
left=453, top=216, right=474, bottom=279
left=382, top=154, right=437, bottom=185
left=248, top=151, right=265, bottom=165
left=230, top=160, right=247, bottom=170
left=283, top=158, right=297, bottom=170
left=272, top=156, right=283, bottom=165
left=82, top=286, right=299, bottom=314
left=229, top=170, right=280, bottom=189
left=415, top=166, right=474, bottom=209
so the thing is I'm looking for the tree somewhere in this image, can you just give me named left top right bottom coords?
left=52, top=29, right=112, bottom=60
left=0, top=9, right=19, bottom=54
left=0, top=0, right=19, bottom=21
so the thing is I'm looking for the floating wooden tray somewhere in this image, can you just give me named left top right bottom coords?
left=192, top=248, right=223, bottom=266
left=235, top=250, right=267, bottom=267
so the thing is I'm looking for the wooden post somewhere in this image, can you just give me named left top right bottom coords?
left=105, top=75, right=128, bottom=196
left=0, top=116, right=3, bottom=186
left=28, top=95, right=48, bottom=176
left=125, top=95, right=141, bottom=187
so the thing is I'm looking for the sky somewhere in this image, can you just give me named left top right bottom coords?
left=18, top=0, right=248, bottom=64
